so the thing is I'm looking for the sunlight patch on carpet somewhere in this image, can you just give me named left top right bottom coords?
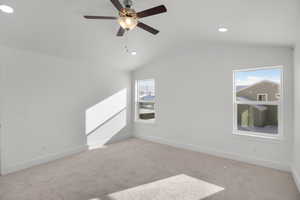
left=107, top=174, right=224, bottom=200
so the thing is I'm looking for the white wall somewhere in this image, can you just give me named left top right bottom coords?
left=293, top=43, right=300, bottom=190
left=86, top=89, right=128, bottom=146
left=0, top=65, right=2, bottom=173
left=133, top=43, right=293, bottom=171
left=0, top=46, right=132, bottom=174
left=86, top=89, right=127, bottom=134
left=292, top=7, right=300, bottom=191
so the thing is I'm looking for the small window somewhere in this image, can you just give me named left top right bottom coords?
left=257, top=93, right=268, bottom=101
left=135, top=79, right=155, bottom=122
left=233, top=66, right=283, bottom=139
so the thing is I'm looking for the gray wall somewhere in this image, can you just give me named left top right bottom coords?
left=0, top=46, right=132, bottom=174
left=133, top=43, right=293, bottom=171
left=293, top=43, right=300, bottom=190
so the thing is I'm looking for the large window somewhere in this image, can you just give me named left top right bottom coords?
left=233, top=66, right=283, bottom=139
left=135, top=79, right=155, bottom=122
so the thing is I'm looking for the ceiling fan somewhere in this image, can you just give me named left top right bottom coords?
left=84, top=0, right=167, bottom=36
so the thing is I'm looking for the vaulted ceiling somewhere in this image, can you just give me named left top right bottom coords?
left=0, top=0, right=298, bottom=70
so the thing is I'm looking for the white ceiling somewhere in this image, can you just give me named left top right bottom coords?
left=0, top=0, right=299, bottom=70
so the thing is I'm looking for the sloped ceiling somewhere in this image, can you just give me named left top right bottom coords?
left=0, top=0, right=298, bottom=70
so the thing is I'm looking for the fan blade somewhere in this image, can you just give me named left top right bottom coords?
left=137, top=22, right=159, bottom=35
left=111, top=0, right=123, bottom=11
left=84, top=16, right=117, bottom=20
left=117, top=27, right=125, bottom=36
left=137, top=5, right=167, bottom=19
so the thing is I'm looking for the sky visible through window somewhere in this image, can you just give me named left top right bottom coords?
left=138, top=79, right=155, bottom=100
left=236, top=68, right=281, bottom=86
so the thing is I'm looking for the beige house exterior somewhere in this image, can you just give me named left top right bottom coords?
left=237, top=80, right=279, bottom=102
left=236, top=80, right=279, bottom=132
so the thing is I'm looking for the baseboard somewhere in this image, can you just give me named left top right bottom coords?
left=292, top=167, right=300, bottom=192
left=135, top=134, right=290, bottom=172
left=1, top=144, right=88, bottom=175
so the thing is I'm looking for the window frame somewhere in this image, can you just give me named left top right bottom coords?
left=232, top=66, right=284, bottom=140
left=135, top=79, right=156, bottom=124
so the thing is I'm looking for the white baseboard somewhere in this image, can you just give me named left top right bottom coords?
left=1, top=144, right=88, bottom=175
left=135, top=134, right=290, bottom=172
left=292, top=167, right=300, bottom=192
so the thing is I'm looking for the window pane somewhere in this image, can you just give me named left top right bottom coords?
left=138, top=102, right=155, bottom=120
left=136, top=79, right=155, bottom=121
left=235, top=68, right=281, bottom=102
left=237, top=104, right=278, bottom=134
left=138, top=79, right=155, bottom=102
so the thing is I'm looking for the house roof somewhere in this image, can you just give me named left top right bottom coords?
left=236, top=80, right=279, bottom=93
left=141, top=95, right=155, bottom=101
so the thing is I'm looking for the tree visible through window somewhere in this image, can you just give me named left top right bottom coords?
left=136, top=79, right=155, bottom=122
left=233, top=67, right=283, bottom=138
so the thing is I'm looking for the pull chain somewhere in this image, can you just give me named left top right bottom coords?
left=124, top=30, right=130, bottom=54
left=124, top=30, right=137, bottom=55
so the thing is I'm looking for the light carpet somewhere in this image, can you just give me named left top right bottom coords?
left=108, top=174, right=224, bottom=200
left=0, top=139, right=299, bottom=200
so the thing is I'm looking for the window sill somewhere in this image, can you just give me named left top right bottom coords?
left=135, top=119, right=156, bottom=124
left=232, top=130, right=283, bottom=141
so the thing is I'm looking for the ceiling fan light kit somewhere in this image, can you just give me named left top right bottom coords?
left=117, top=7, right=138, bottom=30
left=84, top=0, right=167, bottom=36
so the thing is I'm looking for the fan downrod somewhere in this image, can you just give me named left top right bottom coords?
left=123, top=0, right=133, bottom=8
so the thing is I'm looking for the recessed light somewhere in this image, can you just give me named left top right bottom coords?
left=218, top=27, right=228, bottom=32
left=131, top=51, right=137, bottom=55
left=0, top=5, right=14, bottom=14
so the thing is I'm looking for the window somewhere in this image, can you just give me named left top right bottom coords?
left=135, top=79, right=155, bottom=122
left=233, top=66, right=283, bottom=139
left=257, top=93, right=268, bottom=101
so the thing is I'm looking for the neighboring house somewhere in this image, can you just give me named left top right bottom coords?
left=141, top=95, right=155, bottom=101
left=237, top=80, right=280, bottom=101
left=139, top=95, right=155, bottom=120
left=236, top=80, right=279, bottom=130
